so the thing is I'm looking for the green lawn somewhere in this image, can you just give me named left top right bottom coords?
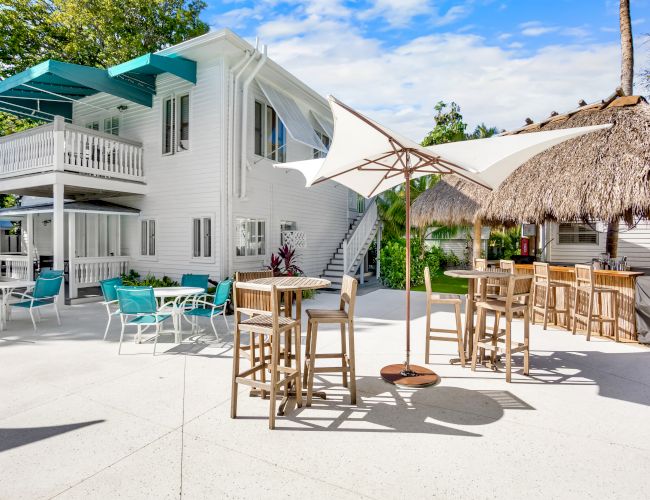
left=412, top=274, right=468, bottom=294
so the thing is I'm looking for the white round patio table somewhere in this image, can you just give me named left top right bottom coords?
left=0, top=279, right=35, bottom=331
left=153, top=286, right=205, bottom=343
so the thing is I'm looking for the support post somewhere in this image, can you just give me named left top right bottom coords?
left=25, top=214, right=34, bottom=281
left=53, top=116, right=65, bottom=172
left=53, top=182, right=65, bottom=304
left=376, top=225, right=381, bottom=279
left=473, top=219, right=482, bottom=263
left=68, top=212, right=77, bottom=299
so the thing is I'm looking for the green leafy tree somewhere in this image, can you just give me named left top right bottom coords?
left=421, top=101, right=467, bottom=146
left=0, top=0, right=209, bottom=135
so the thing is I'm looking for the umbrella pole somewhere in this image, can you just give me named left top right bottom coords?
left=380, top=168, right=438, bottom=388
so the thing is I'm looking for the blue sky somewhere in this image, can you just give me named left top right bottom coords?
left=204, top=0, right=649, bottom=138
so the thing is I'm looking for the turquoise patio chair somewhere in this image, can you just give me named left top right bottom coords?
left=116, top=286, right=172, bottom=355
left=100, top=277, right=123, bottom=340
left=10, top=275, right=63, bottom=331
left=39, top=269, right=64, bottom=278
left=181, top=274, right=209, bottom=292
left=183, top=279, right=232, bottom=338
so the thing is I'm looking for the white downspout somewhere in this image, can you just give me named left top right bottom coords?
left=239, top=44, right=268, bottom=199
left=223, top=49, right=255, bottom=277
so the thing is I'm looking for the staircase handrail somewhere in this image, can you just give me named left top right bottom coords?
left=342, top=199, right=378, bottom=275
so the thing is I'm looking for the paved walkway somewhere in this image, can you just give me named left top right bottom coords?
left=1, top=289, right=649, bottom=499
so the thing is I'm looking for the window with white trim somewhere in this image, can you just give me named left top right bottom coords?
left=192, top=217, right=212, bottom=258
left=141, top=219, right=156, bottom=256
left=235, top=218, right=266, bottom=257
left=103, top=116, right=119, bottom=136
left=254, top=100, right=286, bottom=162
left=85, top=120, right=99, bottom=130
left=558, top=222, right=599, bottom=245
left=162, top=94, right=190, bottom=155
left=313, top=130, right=330, bottom=159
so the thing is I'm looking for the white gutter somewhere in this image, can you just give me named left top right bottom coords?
left=239, top=45, right=268, bottom=199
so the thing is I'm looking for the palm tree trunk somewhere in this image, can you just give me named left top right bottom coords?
left=620, top=0, right=634, bottom=96
left=606, top=0, right=634, bottom=258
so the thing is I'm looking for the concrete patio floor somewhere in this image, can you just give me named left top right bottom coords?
left=1, top=288, right=649, bottom=499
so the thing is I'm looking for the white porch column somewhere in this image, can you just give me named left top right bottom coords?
left=376, top=225, right=381, bottom=280
left=24, top=214, right=34, bottom=281
left=53, top=116, right=65, bottom=172
left=68, top=213, right=77, bottom=299
left=53, top=182, right=65, bottom=304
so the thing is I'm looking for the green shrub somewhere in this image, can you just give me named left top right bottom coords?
left=121, top=269, right=179, bottom=288
left=379, top=238, right=459, bottom=289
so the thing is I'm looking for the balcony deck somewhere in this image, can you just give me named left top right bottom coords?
left=0, top=118, right=146, bottom=196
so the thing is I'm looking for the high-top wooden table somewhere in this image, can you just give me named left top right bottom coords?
left=443, top=269, right=510, bottom=362
left=247, top=276, right=331, bottom=414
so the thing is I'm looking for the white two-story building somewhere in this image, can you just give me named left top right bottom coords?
left=0, top=29, right=379, bottom=298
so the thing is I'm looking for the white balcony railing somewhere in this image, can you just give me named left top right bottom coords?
left=342, top=200, right=378, bottom=275
left=0, top=254, right=30, bottom=280
left=69, top=256, right=129, bottom=298
left=0, top=118, right=144, bottom=182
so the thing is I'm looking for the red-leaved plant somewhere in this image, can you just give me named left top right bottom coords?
left=267, top=244, right=303, bottom=276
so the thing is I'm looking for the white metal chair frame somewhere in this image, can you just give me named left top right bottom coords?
left=9, top=284, right=61, bottom=332
left=180, top=296, right=231, bottom=337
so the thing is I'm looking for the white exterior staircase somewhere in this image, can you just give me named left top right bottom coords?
left=322, top=200, right=379, bottom=289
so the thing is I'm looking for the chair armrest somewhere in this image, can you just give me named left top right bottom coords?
left=9, top=291, right=35, bottom=301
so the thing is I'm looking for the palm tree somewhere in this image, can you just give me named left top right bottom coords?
left=469, top=123, right=501, bottom=139
left=606, top=0, right=635, bottom=258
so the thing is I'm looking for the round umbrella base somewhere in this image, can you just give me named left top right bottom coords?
left=380, top=364, right=439, bottom=388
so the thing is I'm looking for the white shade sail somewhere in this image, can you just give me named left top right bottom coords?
left=258, top=80, right=327, bottom=153
left=276, top=96, right=612, bottom=196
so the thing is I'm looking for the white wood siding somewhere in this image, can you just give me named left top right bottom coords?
left=548, top=220, right=650, bottom=268
left=73, top=58, right=225, bottom=281
left=232, top=81, right=349, bottom=277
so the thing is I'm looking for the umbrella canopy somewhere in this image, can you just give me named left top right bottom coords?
left=276, top=95, right=610, bottom=386
left=479, top=94, right=650, bottom=225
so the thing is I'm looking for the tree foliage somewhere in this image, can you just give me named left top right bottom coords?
left=0, top=0, right=209, bottom=136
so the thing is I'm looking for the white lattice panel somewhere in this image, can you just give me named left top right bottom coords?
left=281, top=230, right=307, bottom=249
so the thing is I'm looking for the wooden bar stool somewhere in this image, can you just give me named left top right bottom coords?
left=230, top=282, right=302, bottom=429
left=424, top=267, right=465, bottom=366
left=572, top=264, right=620, bottom=342
left=531, top=262, right=571, bottom=330
left=474, top=258, right=501, bottom=297
left=472, top=274, right=533, bottom=382
left=303, top=275, right=358, bottom=406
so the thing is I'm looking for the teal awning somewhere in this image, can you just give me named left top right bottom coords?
left=108, top=53, right=197, bottom=90
left=0, top=60, right=154, bottom=121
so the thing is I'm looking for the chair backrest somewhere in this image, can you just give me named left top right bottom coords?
left=503, top=275, right=533, bottom=311
left=575, top=264, right=594, bottom=287
left=181, top=274, right=209, bottom=291
left=213, top=279, right=233, bottom=307
left=39, top=269, right=64, bottom=279
left=32, top=275, right=63, bottom=299
left=473, top=258, right=487, bottom=271
left=116, top=286, right=157, bottom=315
left=424, top=266, right=433, bottom=295
left=533, top=262, right=549, bottom=281
left=499, top=260, right=515, bottom=273
left=100, top=277, right=123, bottom=302
left=235, top=271, right=273, bottom=312
left=233, top=281, right=280, bottom=326
left=339, top=275, right=358, bottom=318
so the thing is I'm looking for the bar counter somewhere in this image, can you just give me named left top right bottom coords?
left=514, top=264, right=644, bottom=341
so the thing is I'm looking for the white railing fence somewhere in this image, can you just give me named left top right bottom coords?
left=342, top=200, right=378, bottom=275
left=69, top=256, right=129, bottom=299
left=63, top=123, right=144, bottom=181
left=0, top=255, right=30, bottom=280
left=0, top=123, right=55, bottom=177
left=0, top=118, right=144, bottom=181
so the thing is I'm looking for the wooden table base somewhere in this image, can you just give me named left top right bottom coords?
left=380, top=364, right=439, bottom=387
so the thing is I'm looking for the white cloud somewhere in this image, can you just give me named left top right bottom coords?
left=230, top=9, right=621, bottom=140
left=357, top=0, right=434, bottom=27
left=520, top=21, right=559, bottom=37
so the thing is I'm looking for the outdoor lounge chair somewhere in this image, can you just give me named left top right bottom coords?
left=183, top=279, right=232, bottom=338
left=181, top=274, right=209, bottom=292
left=116, top=286, right=171, bottom=355
left=100, top=277, right=123, bottom=340
left=9, top=275, right=63, bottom=331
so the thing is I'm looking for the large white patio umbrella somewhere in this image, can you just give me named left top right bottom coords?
left=278, top=95, right=610, bottom=387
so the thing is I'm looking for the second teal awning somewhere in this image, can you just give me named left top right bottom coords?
left=108, top=53, right=197, bottom=90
